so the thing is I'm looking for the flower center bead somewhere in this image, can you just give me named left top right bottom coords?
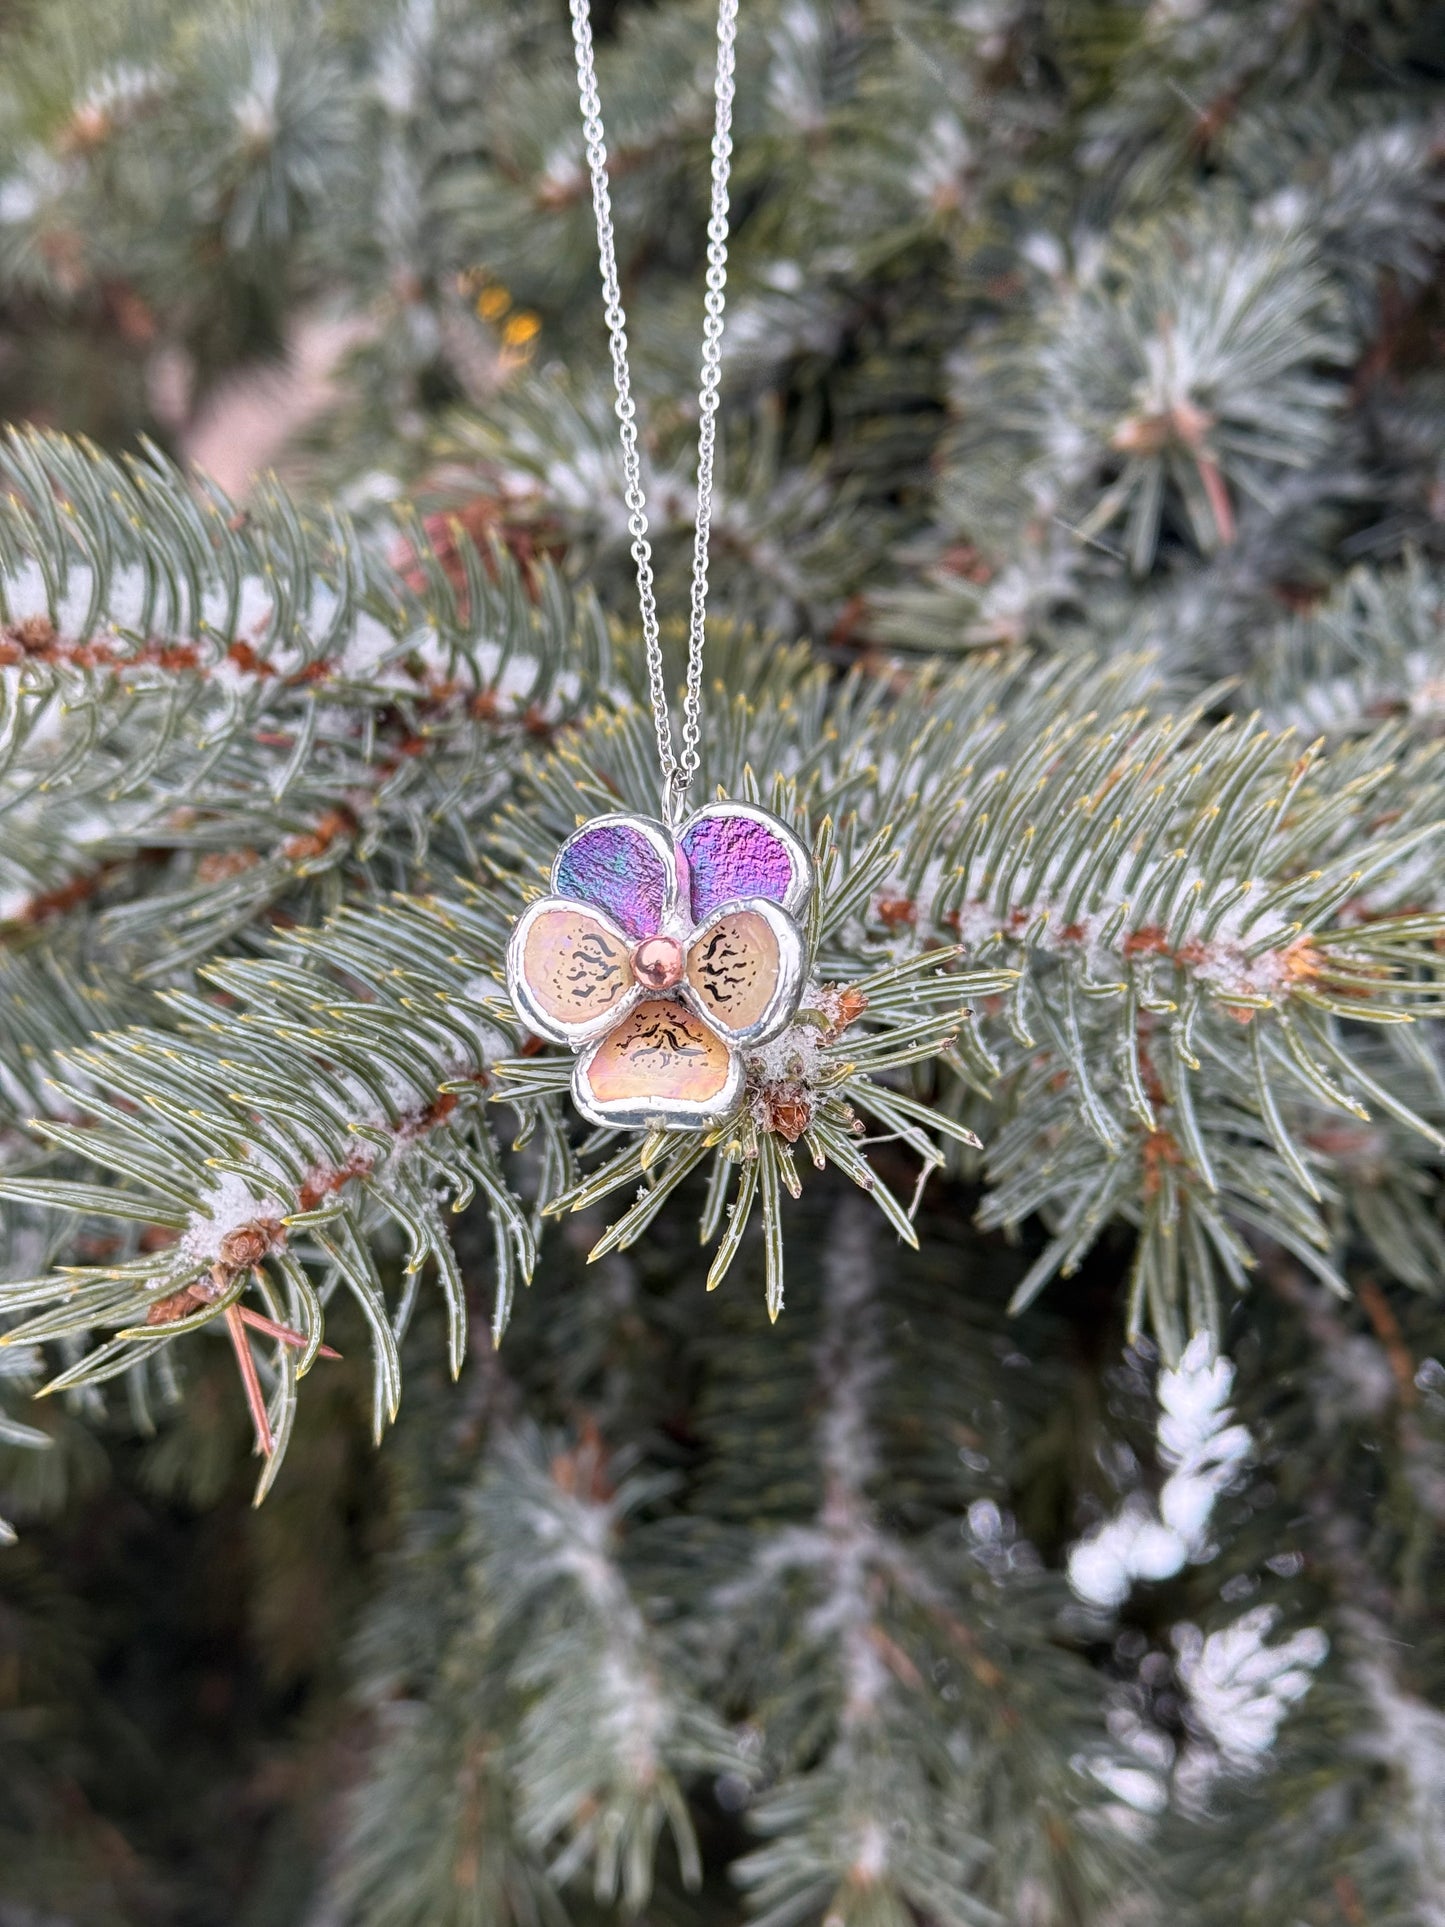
left=631, top=934, right=685, bottom=990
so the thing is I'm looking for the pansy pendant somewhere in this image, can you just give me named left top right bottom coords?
left=506, top=803, right=814, bottom=1131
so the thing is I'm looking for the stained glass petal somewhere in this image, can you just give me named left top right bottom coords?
left=678, top=803, right=812, bottom=922
left=507, top=898, right=639, bottom=1045
left=682, top=897, right=806, bottom=1045
left=553, top=814, right=677, bottom=940
left=574, top=998, right=743, bottom=1129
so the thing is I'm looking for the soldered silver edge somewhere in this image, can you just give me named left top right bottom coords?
left=504, top=895, right=644, bottom=1048
left=678, top=896, right=808, bottom=1049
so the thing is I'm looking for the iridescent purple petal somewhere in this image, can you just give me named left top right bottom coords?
left=681, top=807, right=800, bottom=920
left=554, top=820, right=670, bottom=939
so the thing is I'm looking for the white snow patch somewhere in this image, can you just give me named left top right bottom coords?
left=1354, top=1649, right=1445, bottom=1920
left=0, top=150, right=72, bottom=227
left=595, top=1650, right=666, bottom=1784
left=1174, top=1608, right=1327, bottom=1765
left=461, top=973, right=506, bottom=1006
left=178, top=1171, right=286, bottom=1263
left=1089, top=1757, right=1169, bottom=1815
left=1069, top=1335, right=1251, bottom=1609
left=452, top=1007, right=513, bottom=1065
left=334, top=1065, right=432, bottom=1128
left=1156, top=1333, right=1252, bottom=1542
left=747, top=993, right=830, bottom=1087
left=1069, top=1500, right=1189, bottom=1609
left=1408, top=672, right=1445, bottom=723
left=1185, top=939, right=1291, bottom=999
left=79, top=62, right=160, bottom=119
left=907, top=113, right=974, bottom=210
left=849, top=1819, right=890, bottom=1883
left=535, top=142, right=586, bottom=208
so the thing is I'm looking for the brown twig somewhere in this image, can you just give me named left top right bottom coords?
left=1356, top=1276, right=1418, bottom=1410
left=235, top=1307, right=340, bottom=1360
left=1195, top=452, right=1236, bottom=547
left=224, top=1301, right=274, bottom=1458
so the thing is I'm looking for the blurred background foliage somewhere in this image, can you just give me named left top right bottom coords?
left=2, top=0, right=1445, bottom=1922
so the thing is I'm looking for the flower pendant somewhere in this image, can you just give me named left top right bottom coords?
left=506, top=802, right=813, bottom=1131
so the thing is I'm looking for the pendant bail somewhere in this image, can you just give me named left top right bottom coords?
left=663, top=765, right=690, bottom=828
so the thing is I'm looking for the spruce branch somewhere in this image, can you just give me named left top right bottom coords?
left=3, top=0, right=1445, bottom=1914
left=1247, top=551, right=1445, bottom=741
left=0, top=888, right=533, bottom=1493
left=971, top=209, right=1352, bottom=577
left=0, top=1339, right=48, bottom=1545
left=710, top=1195, right=1148, bottom=1923
left=894, top=698, right=1445, bottom=1349
left=0, top=432, right=606, bottom=962
left=474, top=1426, right=747, bottom=1909
left=339, top=1396, right=749, bottom=1923
left=8, top=592, right=1445, bottom=1483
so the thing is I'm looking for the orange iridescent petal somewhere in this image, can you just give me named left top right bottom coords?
left=585, top=999, right=734, bottom=1106
left=685, top=909, right=781, bottom=1035
left=521, top=907, right=632, bottom=1029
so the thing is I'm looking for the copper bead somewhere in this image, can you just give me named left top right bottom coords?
left=631, top=934, right=686, bottom=990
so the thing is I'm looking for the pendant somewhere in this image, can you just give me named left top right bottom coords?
left=506, top=802, right=814, bottom=1131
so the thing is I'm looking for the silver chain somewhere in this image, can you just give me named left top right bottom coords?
left=569, top=0, right=737, bottom=824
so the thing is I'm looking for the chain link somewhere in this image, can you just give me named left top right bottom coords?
left=569, top=0, right=737, bottom=824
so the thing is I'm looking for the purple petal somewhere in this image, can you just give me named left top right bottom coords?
left=553, top=817, right=672, bottom=940
left=680, top=805, right=807, bottom=921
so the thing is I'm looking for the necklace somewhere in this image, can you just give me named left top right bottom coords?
left=505, top=0, right=815, bottom=1133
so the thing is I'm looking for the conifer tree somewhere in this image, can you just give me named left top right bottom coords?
left=2, top=1, right=1444, bottom=1921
